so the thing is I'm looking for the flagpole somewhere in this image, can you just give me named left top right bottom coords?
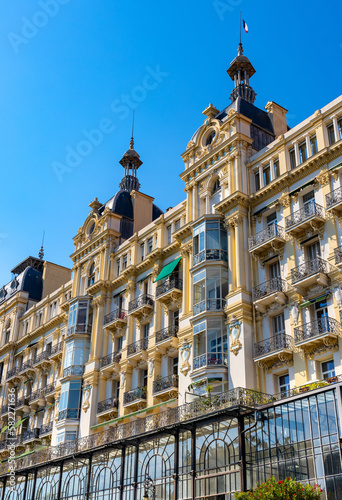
left=240, top=11, right=241, bottom=44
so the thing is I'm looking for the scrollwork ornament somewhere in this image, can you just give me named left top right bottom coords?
left=180, top=341, right=191, bottom=376
left=228, top=315, right=242, bottom=356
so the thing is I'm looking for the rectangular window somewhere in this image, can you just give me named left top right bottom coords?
left=147, top=238, right=153, bottom=254
left=306, top=240, right=320, bottom=261
left=274, top=159, right=280, bottom=178
left=117, top=260, right=120, bottom=276
left=327, top=123, right=335, bottom=145
left=140, top=243, right=145, bottom=262
left=263, top=165, right=271, bottom=186
left=315, top=299, right=328, bottom=321
left=255, top=172, right=260, bottom=191
left=279, top=374, right=290, bottom=395
left=269, top=261, right=280, bottom=279
left=299, top=141, right=307, bottom=163
left=167, top=225, right=172, bottom=245
left=322, top=360, right=335, bottom=380
left=266, top=212, right=277, bottom=226
left=273, top=313, right=285, bottom=335
left=122, top=254, right=127, bottom=269
left=303, top=190, right=314, bottom=205
left=174, top=219, right=181, bottom=231
left=289, top=148, right=296, bottom=169
left=172, top=357, right=178, bottom=375
left=310, top=135, right=318, bottom=155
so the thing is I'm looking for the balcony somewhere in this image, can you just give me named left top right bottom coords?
left=127, top=338, right=148, bottom=364
left=1, top=405, right=8, bottom=415
left=29, top=390, right=43, bottom=404
left=285, top=202, right=325, bottom=236
left=33, top=351, right=51, bottom=368
left=128, top=294, right=154, bottom=322
left=41, top=384, right=55, bottom=399
left=22, top=428, right=40, bottom=443
left=253, top=278, right=287, bottom=313
left=290, top=257, right=330, bottom=294
left=334, top=246, right=342, bottom=266
left=40, top=421, right=53, bottom=437
left=248, top=224, right=285, bottom=254
left=193, top=353, right=228, bottom=371
left=16, top=396, right=27, bottom=409
left=193, top=299, right=225, bottom=317
left=193, top=249, right=228, bottom=267
left=63, top=365, right=84, bottom=377
left=66, top=324, right=92, bottom=337
left=253, top=333, right=294, bottom=363
left=294, top=317, right=341, bottom=348
left=6, top=367, right=20, bottom=381
left=155, top=277, right=183, bottom=309
left=100, top=351, right=121, bottom=378
left=326, top=186, right=342, bottom=214
left=97, top=396, right=118, bottom=415
left=103, top=309, right=127, bottom=335
left=50, top=342, right=63, bottom=360
left=153, top=374, right=178, bottom=398
left=19, top=359, right=34, bottom=374
left=58, top=409, right=80, bottom=421
left=123, top=387, right=147, bottom=408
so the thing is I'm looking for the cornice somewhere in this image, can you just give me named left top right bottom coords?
left=214, top=191, right=249, bottom=214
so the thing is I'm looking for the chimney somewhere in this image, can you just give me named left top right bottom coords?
left=265, top=101, right=288, bottom=138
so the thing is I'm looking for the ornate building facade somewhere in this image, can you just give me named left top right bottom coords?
left=0, top=44, right=342, bottom=499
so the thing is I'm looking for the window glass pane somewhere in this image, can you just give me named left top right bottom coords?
left=68, top=389, right=81, bottom=409
left=274, top=160, right=280, bottom=178
left=206, top=229, right=219, bottom=249
left=310, top=135, right=318, bottom=155
left=255, top=172, right=260, bottom=190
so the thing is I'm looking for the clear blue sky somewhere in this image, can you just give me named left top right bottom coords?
left=0, top=0, right=341, bottom=285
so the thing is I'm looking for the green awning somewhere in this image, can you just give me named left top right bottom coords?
left=29, top=340, right=39, bottom=347
left=300, top=293, right=330, bottom=308
left=289, top=179, right=316, bottom=197
left=14, top=346, right=26, bottom=356
left=137, top=273, right=152, bottom=284
left=153, top=257, right=182, bottom=282
left=0, top=425, right=8, bottom=435
left=14, top=416, right=29, bottom=429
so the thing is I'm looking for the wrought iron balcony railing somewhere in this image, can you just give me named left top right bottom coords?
left=63, top=365, right=84, bottom=377
left=40, top=421, right=53, bottom=436
left=41, top=384, right=55, bottom=396
left=253, top=277, right=287, bottom=301
left=104, top=309, right=127, bottom=325
left=127, top=338, right=149, bottom=356
left=248, top=224, right=285, bottom=250
left=22, top=428, right=40, bottom=442
left=29, top=390, right=41, bottom=402
left=50, top=342, right=63, bottom=356
left=100, top=351, right=122, bottom=368
left=6, top=367, right=20, bottom=380
left=128, top=294, right=154, bottom=312
left=291, top=257, right=331, bottom=284
left=155, top=325, right=178, bottom=344
left=253, top=333, right=294, bottom=358
left=67, top=324, right=92, bottom=337
left=285, top=201, right=325, bottom=230
left=97, top=396, right=118, bottom=414
left=58, top=409, right=80, bottom=421
left=153, top=374, right=178, bottom=394
left=19, top=360, right=33, bottom=373
left=326, top=186, right=342, bottom=209
left=123, top=387, right=147, bottom=405
left=294, top=317, right=341, bottom=344
left=33, top=351, right=50, bottom=365
left=193, top=299, right=225, bottom=316
left=193, top=353, right=228, bottom=370
left=335, top=245, right=342, bottom=265
left=156, top=277, right=183, bottom=297
left=193, top=249, right=228, bottom=267
left=16, top=397, right=27, bottom=408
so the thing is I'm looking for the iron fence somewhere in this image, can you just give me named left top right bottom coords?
left=123, top=387, right=147, bottom=404
left=104, top=309, right=127, bottom=325
left=97, top=397, right=118, bottom=414
left=156, top=277, right=183, bottom=297
left=253, top=333, right=294, bottom=358
left=294, top=317, right=341, bottom=344
left=285, top=201, right=325, bottom=230
left=128, top=294, right=154, bottom=312
left=193, top=249, right=228, bottom=266
left=248, top=224, right=285, bottom=250
left=326, top=186, right=342, bottom=209
left=127, top=338, right=149, bottom=356
left=155, top=325, right=178, bottom=344
left=153, top=374, right=178, bottom=394
left=253, top=277, right=287, bottom=301
left=334, top=246, right=342, bottom=265
left=193, top=299, right=225, bottom=316
left=291, top=257, right=331, bottom=284
left=100, top=351, right=122, bottom=368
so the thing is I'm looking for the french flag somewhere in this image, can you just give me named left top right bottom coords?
left=243, top=19, right=248, bottom=33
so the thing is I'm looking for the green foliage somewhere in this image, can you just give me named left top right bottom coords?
left=234, top=476, right=322, bottom=500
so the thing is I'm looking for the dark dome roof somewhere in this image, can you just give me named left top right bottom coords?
left=112, top=190, right=134, bottom=219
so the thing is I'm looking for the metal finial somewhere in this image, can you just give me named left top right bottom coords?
left=238, top=42, right=243, bottom=56
left=38, top=231, right=45, bottom=260
left=130, top=111, right=135, bottom=149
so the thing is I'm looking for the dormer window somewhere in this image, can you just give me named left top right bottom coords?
left=204, top=130, right=216, bottom=146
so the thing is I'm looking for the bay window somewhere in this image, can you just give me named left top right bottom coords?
left=193, top=220, right=227, bottom=265
left=193, top=268, right=228, bottom=315
left=193, top=318, right=228, bottom=369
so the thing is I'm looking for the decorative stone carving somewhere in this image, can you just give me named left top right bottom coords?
left=228, top=315, right=242, bottom=356
left=82, top=385, right=91, bottom=413
left=290, top=303, right=299, bottom=325
left=316, top=169, right=330, bottom=187
left=180, top=341, right=191, bottom=376
left=279, top=192, right=291, bottom=208
left=334, top=286, right=342, bottom=308
left=120, top=371, right=126, bottom=389
left=148, top=358, right=154, bottom=378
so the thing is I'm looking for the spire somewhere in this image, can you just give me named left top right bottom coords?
left=119, top=115, right=142, bottom=192
left=38, top=231, right=45, bottom=260
left=227, top=43, right=257, bottom=104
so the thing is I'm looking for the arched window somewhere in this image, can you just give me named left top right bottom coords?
left=36, top=480, right=57, bottom=500
left=211, top=178, right=221, bottom=194
left=88, top=262, right=95, bottom=288
left=205, top=130, right=216, bottom=146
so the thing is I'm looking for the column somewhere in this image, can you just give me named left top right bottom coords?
left=234, top=153, right=242, bottom=191
left=294, top=141, right=300, bottom=166
left=228, top=224, right=236, bottom=292
left=235, top=218, right=245, bottom=289
left=305, top=134, right=311, bottom=158
left=181, top=250, right=189, bottom=315
left=270, top=159, right=275, bottom=181
left=333, top=116, right=339, bottom=143
left=192, top=183, right=198, bottom=221
left=258, top=166, right=263, bottom=189
left=90, top=296, right=105, bottom=361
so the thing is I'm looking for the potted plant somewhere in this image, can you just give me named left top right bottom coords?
left=235, top=476, right=322, bottom=499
